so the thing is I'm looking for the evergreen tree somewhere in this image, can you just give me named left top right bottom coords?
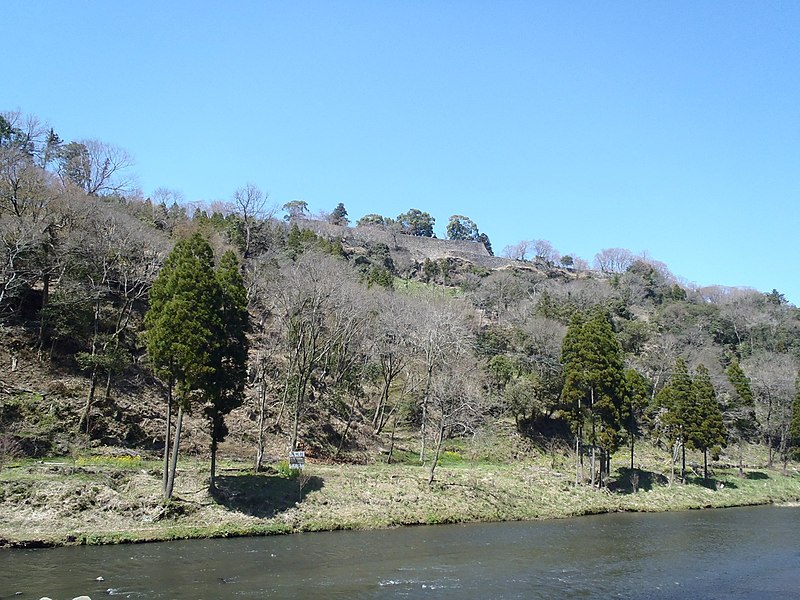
left=330, top=202, right=349, bottom=226
left=689, top=364, right=726, bottom=479
left=725, top=359, right=758, bottom=476
left=621, top=368, right=649, bottom=470
left=446, top=215, right=479, bottom=241
left=145, top=233, right=222, bottom=499
left=478, top=232, right=494, bottom=256
left=561, top=310, right=625, bottom=487
left=396, top=208, right=435, bottom=237
left=655, top=357, right=693, bottom=483
left=204, top=250, right=249, bottom=490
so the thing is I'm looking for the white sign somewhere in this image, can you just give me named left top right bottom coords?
left=288, top=450, right=305, bottom=469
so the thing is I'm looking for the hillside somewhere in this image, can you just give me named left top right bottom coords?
left=3, top=111, right=800, bottom=545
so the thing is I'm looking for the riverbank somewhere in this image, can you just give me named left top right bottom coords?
left=2, top=449, right=800, bottom=548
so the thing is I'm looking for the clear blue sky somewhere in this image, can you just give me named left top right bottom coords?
left=7, top=1, right=800, bottom=304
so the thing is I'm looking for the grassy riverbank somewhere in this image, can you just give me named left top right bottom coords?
left=2, top=444, right=800, bottom=548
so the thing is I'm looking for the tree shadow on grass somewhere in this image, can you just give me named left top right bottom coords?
left=685, top=475, right=738, bottom=490
left=212, top=474, right=324, bottom=518
left=745, top=471, right=769, bottom=480
left=610, top=467, right=669, bottom=494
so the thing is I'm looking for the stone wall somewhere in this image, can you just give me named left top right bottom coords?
left=296, top=219, right=525, bottom=270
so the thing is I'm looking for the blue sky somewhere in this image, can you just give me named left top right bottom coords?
left=7, top=1, right=800, bottom=304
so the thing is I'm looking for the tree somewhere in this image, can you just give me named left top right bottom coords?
left=282, top=200, right=309, bottom=222
left=621, top=368, right=649, bottom=470
left=725, top=359, right=758, bottom=476
left=145, top=233, right=222, bottom=499
left=396, top=208, right=434, bottom=237
left=653, top=357, right=694, bottom=483
left=594, top=248, right=635, bottom=273
left=477, top=232, right=493, bottom=256
left=744, top=352, right=797, bottom=469
left=502, top=240, right=531, bottom=261
left=561, top=310, right=625, bottom=487
left=232, top=183, right=269, bottom=258
left=57, top=139, right=134, bottom=196
left=270, top=252, right=367, bottom=452
left=410, top=297, right=470, bottom=462
left=368, top=292, right=415, bottom=434
left=356, top=213, right=390, bottom=227
left=689, top=364, right=726, bottom=479
left=446, top=215, right=479, bottom=241
left=533, top=239, right=559, bottom=265
left=204, top=250, right=248, bottom=490
left=330, top=203, right=349, bottom=226
left=74, top=201, right=166, bottom=432
left=790, top=372, right=800, bottom=461
left=427, top=359, right=484, bottom=484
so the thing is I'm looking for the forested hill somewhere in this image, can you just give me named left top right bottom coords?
left=2, top=109, right=800, bottom=485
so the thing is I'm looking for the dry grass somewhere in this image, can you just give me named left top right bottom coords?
left=2, top=441, right=799, bottom=548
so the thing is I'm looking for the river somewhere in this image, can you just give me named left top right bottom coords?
left=2, top=505, right=798, bottom=599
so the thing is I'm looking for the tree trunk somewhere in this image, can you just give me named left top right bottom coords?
left=162, top=383, right=172, bottom=497
left=703, top=449, right=708, bottom=480
left=590, top=388, right=596, bottom=488
left=387, top=415, right=397, bottom=464
left=290, top=376, right=308, bottom=452
left=428, top=422, right=445, bottom=485
left=765, top=397, right=774, bottom=468
left=419, top=366, right=433, bottom=463
left=630, top=438, right=635, bottom=471
left=738, top=440, right=744, bottom=477
left=681, top=441, right=686, bottom=483
left=372, top=376, right=390, bottom=428
left=335, top=394, right=359, bottom=457
left=37, top=273, right=51, bottom=359
left=78, top=368, right=99, bottom=434
left=209, top=422, right=217, bottom=491
left=255, top=376, right=268, bottom=472
left=165, top=405, right=183, bottom=500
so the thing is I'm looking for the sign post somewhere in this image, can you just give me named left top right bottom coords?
left=288, top=450, right=305, bottom=470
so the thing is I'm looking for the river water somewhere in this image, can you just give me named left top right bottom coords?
left=2, top=505, right=798, bottom=599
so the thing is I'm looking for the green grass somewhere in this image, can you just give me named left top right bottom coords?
left=2, top=438, right=800, bottom=548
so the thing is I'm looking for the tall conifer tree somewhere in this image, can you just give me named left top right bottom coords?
left=655, top=357, right=693, bottom=483
left=561, top=310, right=625, bottom=487
left=204, top=250, right=249, bottom=490
left=689, top=364, right=726, bottom=479
left=145, top=233, right=222, bottom=499
left=725, top=360, right=757, bottom=476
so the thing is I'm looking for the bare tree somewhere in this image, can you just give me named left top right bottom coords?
left=533, top=239, right=560, bottom=265
left=233, top=183, right=271, bottom=258
left=57, top=139, right=135, bottom=196
left=74, top=201, right=167, bottom=431
left=409, top=296, right=472, bottom=462
left=502, top=240, right=531, bottom=261
left=267, top=252, right=369, bottom=452
left=593, top=247, right=635, bottom=273
left=744, top=352, right=798, bottom=469
left=427, top=358, right=485, bottom=484
left=368, top=291, right=416, bottom=434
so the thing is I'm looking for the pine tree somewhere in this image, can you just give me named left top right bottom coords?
left=561, top=310, right=625, bottom=487
left=330, top=202, right=349, bottom=226
left=145, top=233, right=222, bottom=499
left=204, top=250, right=249, bottom=490
left=725, top=359, right=758, bottom=476
left=688, top=364, right=726, bottom=479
